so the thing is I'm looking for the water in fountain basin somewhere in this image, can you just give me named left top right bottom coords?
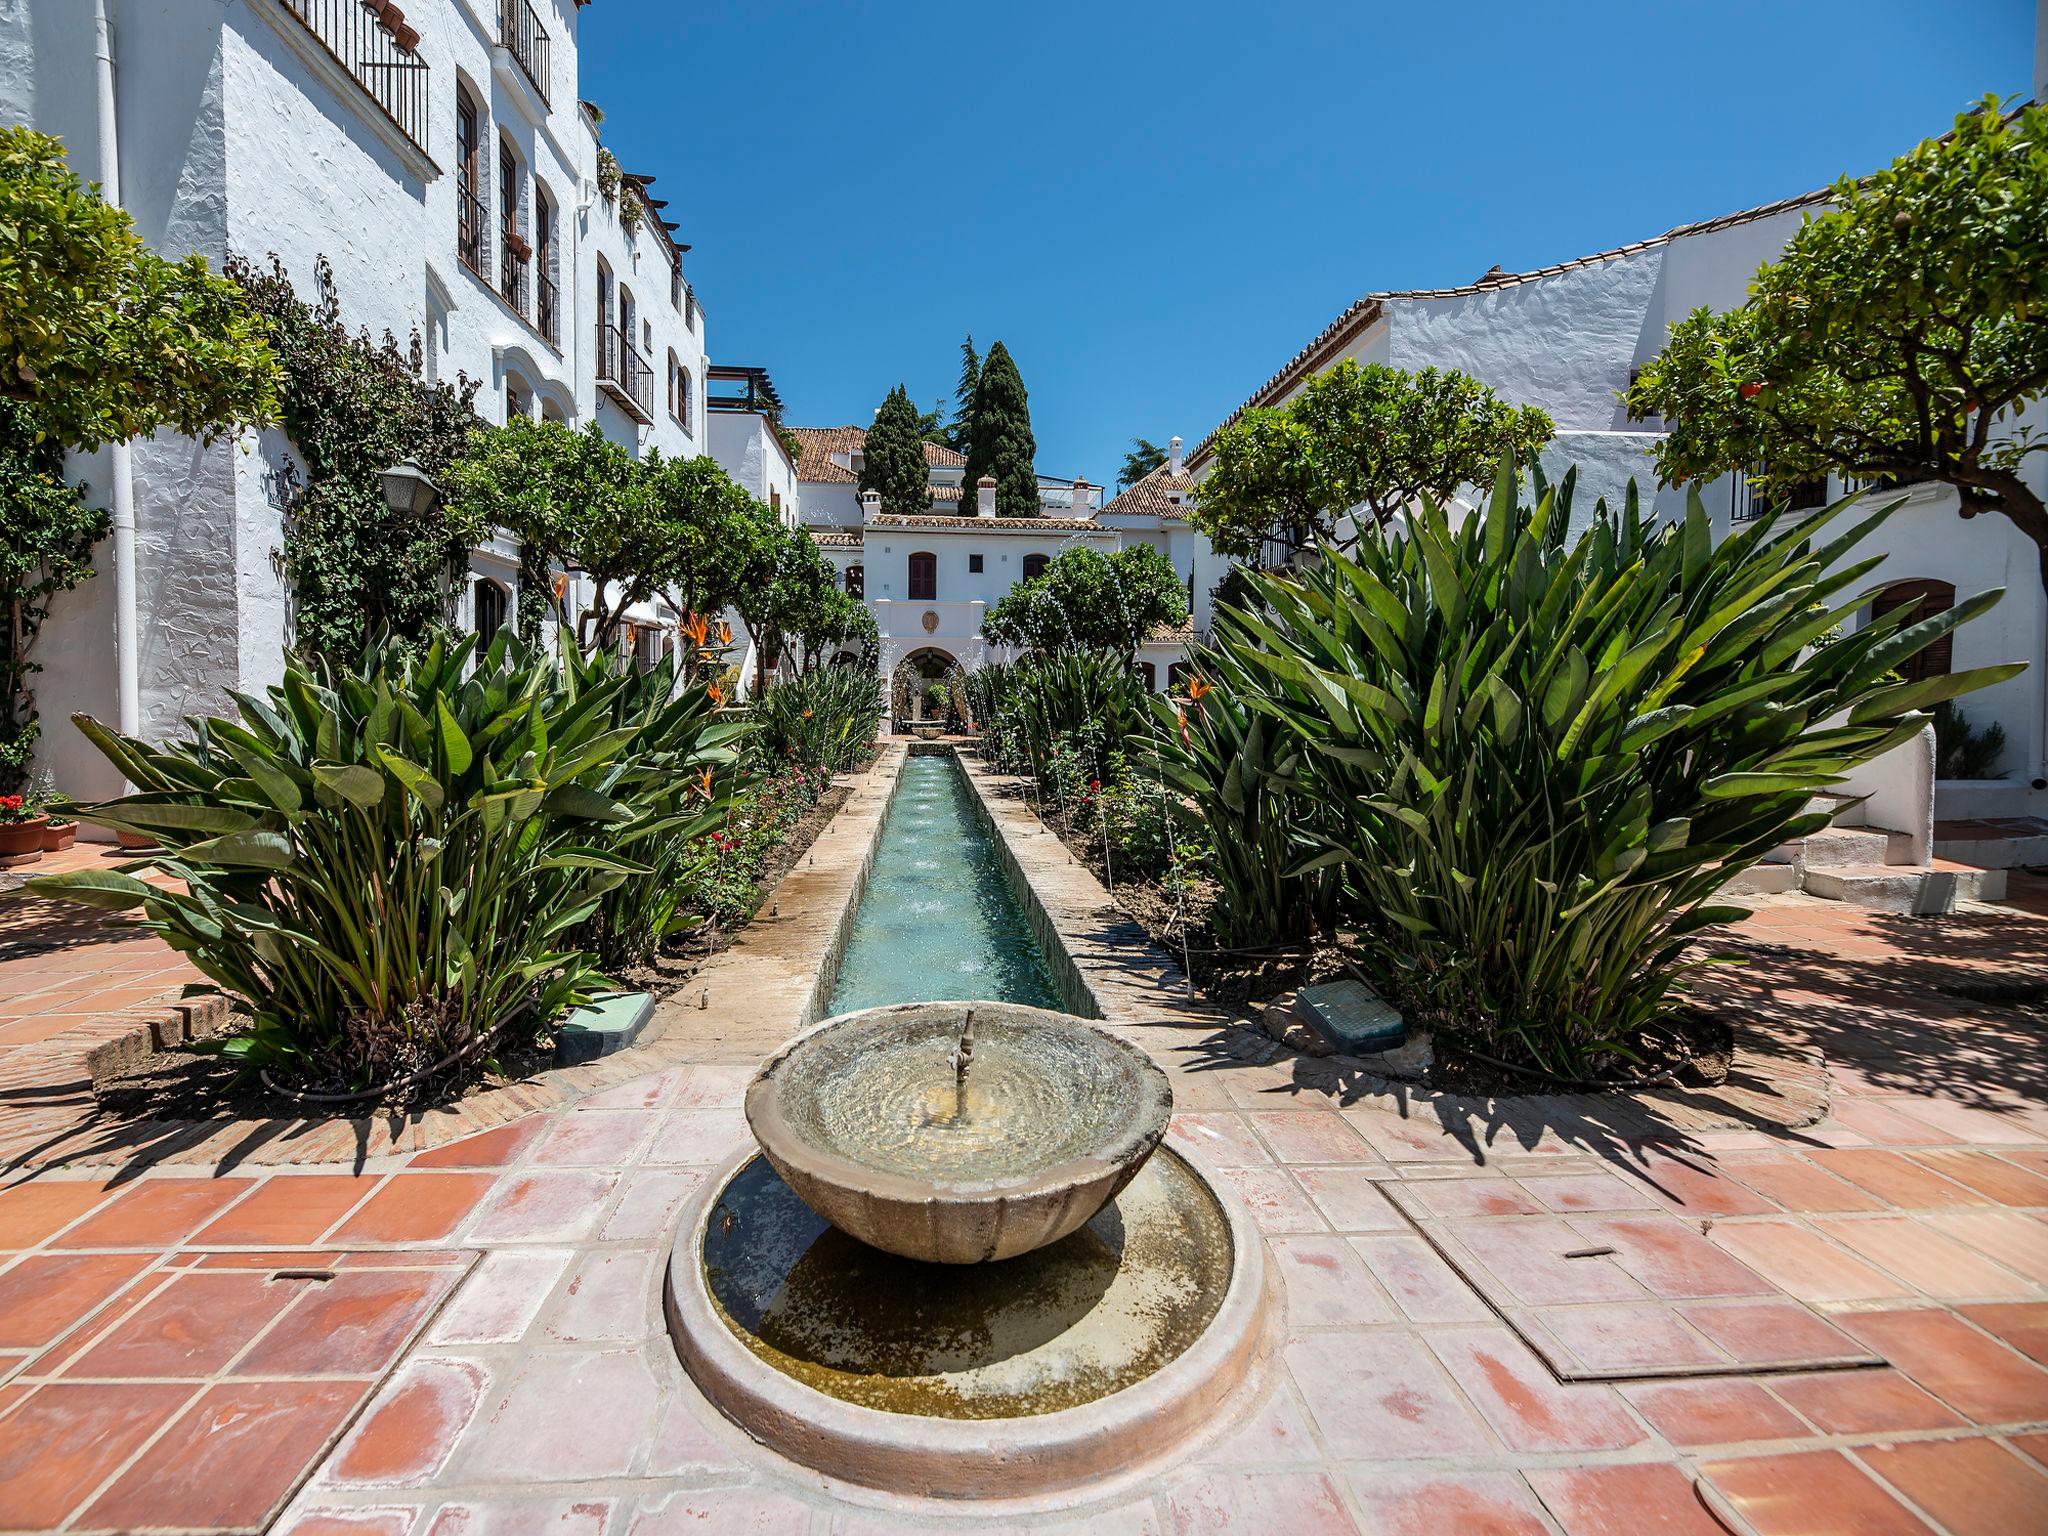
left=827, top=753, right=1061, bottom=1016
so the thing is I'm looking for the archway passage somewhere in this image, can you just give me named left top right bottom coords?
left=892, top=647, right=958, bottom=728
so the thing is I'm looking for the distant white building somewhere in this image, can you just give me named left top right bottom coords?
left=786, top=427, right=1229, bottom=707
left=3, top=0, right=717, bottom=798
left=1188, top=186, right=2048, bottom=841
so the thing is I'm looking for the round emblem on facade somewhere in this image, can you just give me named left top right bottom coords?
left=922, top=610, right=939, bottom=634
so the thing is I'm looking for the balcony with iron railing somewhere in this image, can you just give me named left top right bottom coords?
left=497, top=0, right=552, bottom=106
left=1729, top=465, right=1830, bottom=525
left=537, top=269, right=560, bottom=346
left=596, top=323, right=654, bottom=423
left=457, top=185, right=488, bottom=280
left=280, top=0, right=430, bottom=153
left=499, top=221, right=530, bottom=318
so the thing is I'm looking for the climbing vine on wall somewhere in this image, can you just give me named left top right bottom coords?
left=228, top=254, right=486, bottom=662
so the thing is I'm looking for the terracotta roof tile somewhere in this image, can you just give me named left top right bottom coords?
left=788, top=425, right=965, bottom=484
left=1188, top=184, right=1837, bottom=465
left=1101, top=462, right=1198, bottom=521
left=808, top=528, right=862, bottom=548
left=866, top=514, right=1106, bottom=533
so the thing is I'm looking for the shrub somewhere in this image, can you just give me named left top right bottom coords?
left=969, top=650, right=1148, bottom=801
left=1933, top=700, right=2009, bottom=780
left=31, top=633, right=675, bottom=1089
left=1207, top=464, right=2018, bottom=1075
left=750, top=665, right=883, bottom=776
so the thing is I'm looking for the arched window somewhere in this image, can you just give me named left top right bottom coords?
left=845, top=563, right=864, bottom=598
left=595, top=259, right=614, bottom=377
left=497, top=135, right=526, bottom=314
left=455, top=86, right=486, bottom=278
left=1137, top=662, right=1158, bottom=692
left=908, top=551, right=937, bottom=601
left=677, top=363, right=693, bottom=433
left=1872, top=580, right=1956, bottom=684
left=666, top=349, right=681, bottom=418
left=1022, top=553, right=1049, bottom=582
left=474, top=578, right=507, bottom=644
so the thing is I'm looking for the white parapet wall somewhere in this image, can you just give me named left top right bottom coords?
left=1836, top=723, right=1936, bottom=866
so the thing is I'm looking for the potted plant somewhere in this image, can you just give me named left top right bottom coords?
left=0, top=793, right=48, bottom=865
left=41, top=814, right=75, bottom=852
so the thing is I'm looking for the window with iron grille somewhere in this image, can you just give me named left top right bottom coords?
left=497, top=138, right=527, bottom=316
left=456, top=89, right=488, bottom=280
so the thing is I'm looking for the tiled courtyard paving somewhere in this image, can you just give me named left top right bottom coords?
left=1, top=864, right=2045, bottom=1532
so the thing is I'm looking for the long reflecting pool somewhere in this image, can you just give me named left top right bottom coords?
left=826, top=751, right=1062, bottom=1015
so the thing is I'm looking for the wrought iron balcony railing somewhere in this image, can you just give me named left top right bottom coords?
left=457, top=185, right=488, bottom=280
left=537, top=270, right=560, bottom=346
left=281, top=0, right=430, bottom=153
left=596, top=323, right=654, bottom=423
left=499, top=0, right=552, bottom=105
left=1729, top=466, right=1830, bottom=524
left=499, top=223, right=529, bottom=317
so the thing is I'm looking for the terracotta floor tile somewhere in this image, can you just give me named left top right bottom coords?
left=325, top=1357, right=487, bottom=1487
left=601, top=1168, right=708, bottom=1242
left=1523, top=1301, right=1725, bottom=1374
left=1283, top=1331, right=1489, bottom=1458
left=407, top=1116, right=548, bottom=1169
left=1164, top=1469, right=1360, bottom=1535
left=1515, top=1170, right=1661, bottom=1213
left=1200, top=1388, right=1321, bottom=1467
left=1812, top=1215, right=2032, bottom=1299
left=2011, top=1432, right=2048, bottom=1471
left=423, top=1249, right=573, bottom=1346
left=0, top=1251, right=154, bottom=1350
left=1809, top=1148, right=1992, bottom=1209
left=1904, top=1100, right=2035, bottom=1146
left=1290, top=1167, right=1402, bottom=1232
left=1270, top=1235, right=1396, bottom=1327
left=546, top=1250, right=660, bottom=1342
left=0, top=1180, right=109, bottom=1249
left=51, top=1177, right=255, bottom=1248
left=1167, top=1112, right=1272, bottom=1166
left=1621, top=1379, right=1808, bottom=1447
left=192, top=1175, right=377, bottom=1246
left=330, top=1173, right=497, bottom=1245
left=1577, top=1214, right=1774, bottom=1299
left=641, top=1108, right=748, bottom=1165
left=1401, top=1177, right=1543, bottom=1219
left=1710, top=1219, right=1919, bottom=1303
left=1770, top=1369, right=1964, bottom=1434
left=1821, top=1099, right=1957, bottom=1149
left=1427, top=1328, right=1644, bottom=1452
left=429, top=1498, right=616, bottom=1536
left=1344, top=1234, right=1488, bottom=1326
left=0, top=1380, right=194, bottom=1529
left=233, top=1267, right=458, bottom=1377
left=61, top=1268, right=300, bottom=1378
left=1678, top=1300, right=1868, bottom=1368
left=1446, top=1216, right=1647, bottom=1305
left=464, top=1170, right=619, bottom=1243
left=1959, top=1302, right=2048, bottom=1367
left=1214, top=1165, right=1325, bottom=1233
left=1721, top=1153, right=1889, bottom=1213
left=1839, top=1308, right=2048, bottom=1424
left=1858, top=1437, right=2048, bottom=1536
left=528, top=1109, right=658, bottom=1167
left=277, top=1511, right=419, bottom=1536
left=1699, top=1449, right=1932, bottom=1536
left=1524, top=1463, right=1725, bottom=1536
left=1340, top=1108, right=1476, bottom=1164
left=1623, top=1153, right=1780, bottom=1217
left=1927, top=1209, right=2048, bottom=1285
left=463, top=1350, right=662, bottom=1481
left=83, top=1378, right=365, bottom=1533
left=1247, top=1110, right=1378, bottom=1165
left=1345, top=1470, right=1548, bottom=1536
left=1913, top=1149, right=2048, bottom=1207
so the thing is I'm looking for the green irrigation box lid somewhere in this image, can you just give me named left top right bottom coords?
left=555, top=990, right=654, bottom=1066
left=1294, top=979, right=1405, bottom=1053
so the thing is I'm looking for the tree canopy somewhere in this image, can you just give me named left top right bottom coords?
left=981, top=543, right=1189, bottom=657
left=1627, top=97, right=2048, bottom=590
left=1191, top=361, right=1554, bottom=560
left=0, top=127, right=278, bottom=450
left=960, top=341, right=1039, bottom=517
left=1119, top=437, right=1167, bottom=489
left=946, top=334, right=980, bottom=455
left=859, top=384, right=931, bottom=515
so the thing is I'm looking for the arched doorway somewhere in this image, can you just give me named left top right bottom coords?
left=891, top=646, right=957, bottom=729
left=1871, top=579, right=1956, bottom=683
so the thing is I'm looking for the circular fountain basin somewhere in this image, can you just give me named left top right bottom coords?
left=665, top=1140, right=1269, bottom=1497
left=744, top=1002, right=1173, bottom=1264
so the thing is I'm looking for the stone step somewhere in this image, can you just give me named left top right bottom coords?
left=1720, top=864, right=1801, bottom=897
left=1801, top=860, right=2005, bottom=915
left=1801, top=825, right=1911, bottom=867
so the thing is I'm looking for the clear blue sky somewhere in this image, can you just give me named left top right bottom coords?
left=578, top=0, right=2032, bottom=488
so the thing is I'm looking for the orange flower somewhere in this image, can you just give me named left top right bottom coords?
left=802, top=708, right=812, bottom=719
left=707, top=682, right=725, bottom=706
left=1188, top=676, right=1212, bottom=702
left=552, top=572, right=568, bottom=599
left=717, top=619, right=732, bottom=647
left=1177, top=707, right=1191, bottom=746
left=694, top=767, right=714, bottom=798
left=683, top=612, right=709, bottom=648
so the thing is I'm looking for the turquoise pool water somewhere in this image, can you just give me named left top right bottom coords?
left=826, top=753, right=1063, bottom=1016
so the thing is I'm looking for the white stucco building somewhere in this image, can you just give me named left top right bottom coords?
left=785, top=426, right=1226, bottom=707
left=3, top=0, right=717, bottom=798
left=1188, top=183, right=2048, bottom=851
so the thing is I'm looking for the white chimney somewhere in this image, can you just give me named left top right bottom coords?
left=1071, top=477, right=1091, bottom=516
left=1168, top=435, right=1184, bottom=476
left=859, top=488, right=881, bottom=521
left=976, top=475, right=996, bottom=518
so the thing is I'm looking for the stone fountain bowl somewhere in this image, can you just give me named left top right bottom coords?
left=745, top=1001, right=1173, bottom=1264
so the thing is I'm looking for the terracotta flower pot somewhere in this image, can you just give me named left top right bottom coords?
left=41, top=822, right=76, bottom=853
left=115, top=828, right=158, bottom=851
left=0, top=816, right=49, bottom=866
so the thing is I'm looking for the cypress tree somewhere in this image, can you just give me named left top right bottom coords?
left=946, top=334, right=980, bottom=455
left=859, top=384, right=932, bottom=516
left=961, top=341, right=1037, bottom=518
